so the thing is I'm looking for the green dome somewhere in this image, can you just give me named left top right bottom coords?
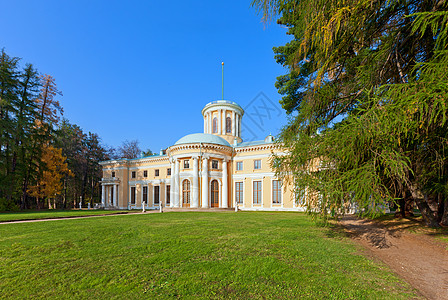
left=174, top=133, right=231, bottom=147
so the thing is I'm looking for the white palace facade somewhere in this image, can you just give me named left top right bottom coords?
left=100, top=100, right=303, bottom=211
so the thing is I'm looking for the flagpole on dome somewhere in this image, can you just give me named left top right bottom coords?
left=221, top=61, right=224, bottom=100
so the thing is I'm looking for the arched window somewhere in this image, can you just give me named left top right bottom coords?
left=226, top=117, right=232, bottom=133
left=211, top=180, right=219, bottom=207
left=182, top=179, right=190, bottom=207
left=212, top=117, right=218, bottom=133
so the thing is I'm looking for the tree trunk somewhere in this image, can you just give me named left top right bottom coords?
left=407, top=181, right=440, bottom=227
left=440, top=198, right=448, bottom=227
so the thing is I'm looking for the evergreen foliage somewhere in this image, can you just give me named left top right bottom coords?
left=0, top=49, right=113, bottom=210
left=253, top=0, right=448, bottom=227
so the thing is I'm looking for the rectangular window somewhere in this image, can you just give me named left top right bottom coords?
left=166, top=185, right=170, bottom=205
left=131, top=186, right=136, bottom=204
left=111, top=171, right=115, bottom=178
left=155, top=169, right=159, bottom=177
left=272, top=180, right=282, bottom=204
left=131, top=171, right=136, bottom=178
left=154, top=186, right=160, bottom=205
left=143, top=186, right=148, bottom=204
left=236, top=161, right=243, bottom=171
left=184, top=160, right=190, bottom=169
left=212, top=160, right=218, bottom=169
left=167, top=168, right=171, bottom=176
left=254, top=160, right=261, bottom=170
left=235, top=182, right=243, bottom=204
left=253, top=181, right=262, bottom=204
left=143, top=170, right=147, bottom=178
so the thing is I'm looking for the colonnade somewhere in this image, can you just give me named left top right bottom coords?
left=170, top=156, right=229, bottom=208
left=101, top=184, right=118, bottom=207
left=204, top=109, right=241, bottom=137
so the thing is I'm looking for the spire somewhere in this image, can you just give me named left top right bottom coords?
left=221, top=62, right=224, bottom=100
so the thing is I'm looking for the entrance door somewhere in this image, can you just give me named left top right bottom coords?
left=211, top=180, right=219, bottom=208
left=182, top=179, right=190, bottom=208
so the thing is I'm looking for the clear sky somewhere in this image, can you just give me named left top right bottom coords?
left=0, top=1, right=291, bottom=153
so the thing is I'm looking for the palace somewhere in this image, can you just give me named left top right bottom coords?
left=100, top=100, right=304, bottom=211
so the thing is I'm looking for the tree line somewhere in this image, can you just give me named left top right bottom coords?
left=253, top=0, right=448, bottom=227
left=0, top=49, right=151, bottom=211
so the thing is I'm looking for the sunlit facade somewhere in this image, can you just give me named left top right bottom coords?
left=100, top=100, right=304, bottom=211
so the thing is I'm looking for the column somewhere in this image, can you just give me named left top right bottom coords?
left=236, top=114, right=239, bottom=138
left=174, top=159, right=180, bottom=207
left=108, top=186, right=112, bottom=205
left=113, top=184, right=117, bottom=207
left=208, top=112, right=212, bottom=134
left=170, top=160, right=175, bottom=207
left=218, top=109, right=221, bottom=134
left=201, top=157, right=209, bottom=208
left=232, top=111, right=236, bottom=136
left=101, top=185, right=105, bottom=206
left=222, top=160, right=228, bottom=208
left=222, top=109, right=226, bottom=134
left=192, top=156, right=199, bottom=208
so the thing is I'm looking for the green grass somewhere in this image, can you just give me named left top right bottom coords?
left=0, top=209, right=129, bottom=222
left=0, top=212, right=418, bottom=299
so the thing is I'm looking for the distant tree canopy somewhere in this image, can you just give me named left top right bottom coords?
left=117, top=139, right=141, bottom=159
left=0, top=49, right=113, bottom=210
left=252, top=0, right=448, bottom=227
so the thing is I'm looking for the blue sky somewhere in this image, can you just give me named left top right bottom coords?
left=0, top=1, right=291, bottom=153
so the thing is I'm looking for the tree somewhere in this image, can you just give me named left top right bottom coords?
left=117, top=139, right=141, bottom=159
left=253, top=0, right=448, bottom=226
left=142, top=148, right=153, bottom=157
left=28, top=144, right=71, bottom=209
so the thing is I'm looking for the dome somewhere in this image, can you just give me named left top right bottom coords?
left=174, top=133, right=231, bottom=147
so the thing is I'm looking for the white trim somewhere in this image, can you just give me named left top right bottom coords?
left=232, top=172, right=275, bottom=180
left=128, top=163, right=170, bottom=170
left=232, top=153, right=272, bottom=160
left=239, top=207, right=306, bottom=212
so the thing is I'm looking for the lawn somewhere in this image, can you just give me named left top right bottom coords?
left=0, top=212, right=418, bottom=299
left=0, top=209, right=129, bottom=222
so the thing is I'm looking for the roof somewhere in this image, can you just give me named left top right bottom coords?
left=174, top=133, right=231, bottom=147
left=235, top=140, right=274, bottom=148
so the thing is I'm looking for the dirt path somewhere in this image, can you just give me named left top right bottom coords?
left=340, top=215, right=448, bottom=300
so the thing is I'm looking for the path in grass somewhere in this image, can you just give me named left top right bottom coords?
left=340, top=215, right=448, bottom=300
left=0, top=212, right=419, bottom=299
left=0, top=210, right=134, bottom=223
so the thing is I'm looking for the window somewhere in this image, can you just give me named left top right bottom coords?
left=155, top=169, right=159, bottom=177
left=131, top=171, right=136, bottom=178
left=254, top=160, right=261, bottom=170
left=253, top=181, right=262, bottom=204
left=143, top=170, right=148, bottom=178
left=235, top=182, right=243, bottom=204
left=154, top=186, right=160, bottom=205
left=143, top=186, right=148, bottom=204
left=131, top=186, right=136, bottom=204
left=212, top=160, right=218, bottom=169
left=272, top=180, right=282, bottom=204
left=226, top=117, right=232, bottom=133
left=167, top=168, right=171, bottom=176
left=211, top=180, right=219, bottom=207
left=166, top=185, right=170, bottom=205
left=213, top=117, right=218, bottom=133
left=236, top=161, right=243, bottom=171
left=182, top=179, right=190, bottom=207
left=111, top=171, right=115, bottom=178
left=184, top=160, right=190, bottom=169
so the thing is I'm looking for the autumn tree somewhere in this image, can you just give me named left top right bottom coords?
left=253, top=0, right=448, bottom=226
left=28, top=145, right=71, bottom=209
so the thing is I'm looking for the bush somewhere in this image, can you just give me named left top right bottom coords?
left=0, top=198, right=19, bottom=212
